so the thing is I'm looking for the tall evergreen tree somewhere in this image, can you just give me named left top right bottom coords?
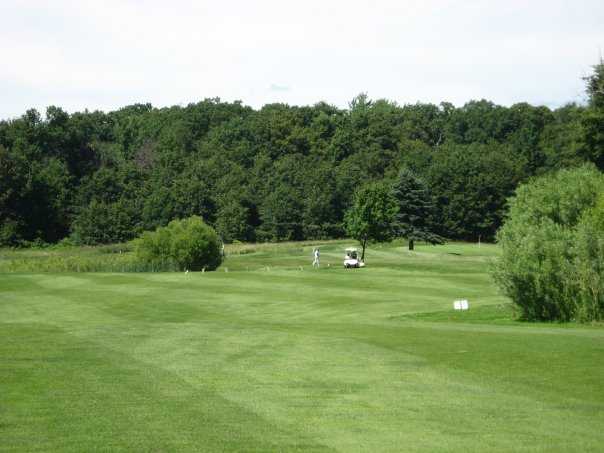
left=581, top=60, right=604, bottom=169
left=391, top=167, right=443, bottom=251
left=584, top=59, right=604, bottom=109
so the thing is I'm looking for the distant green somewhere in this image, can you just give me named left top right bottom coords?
left=1, top=241, right=603, bottom=452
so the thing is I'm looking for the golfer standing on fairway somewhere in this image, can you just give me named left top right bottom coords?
left=312, top=248, right=320, bottom=268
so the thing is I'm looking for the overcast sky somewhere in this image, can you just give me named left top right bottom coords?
left=1, top=0, right=603, bottom=119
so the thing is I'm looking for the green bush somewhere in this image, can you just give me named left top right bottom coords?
left=134, top=216, right=222, bottom=271
left=0, top=219, right=22, bottom=246
left=494, top=165, right=604, bottom=321
left=573, top=195, right=604, bottom=320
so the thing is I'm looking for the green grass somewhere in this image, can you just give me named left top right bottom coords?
left=1, top=241, right=603, bottom=452
left=0, top=243, right=179, bottom=273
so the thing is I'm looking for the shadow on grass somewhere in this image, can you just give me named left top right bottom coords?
left=393, top=304, right=604, bottom=328
left=392, top=304, right=519, bottom=325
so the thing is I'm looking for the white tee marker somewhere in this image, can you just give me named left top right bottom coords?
left=453, top=299, right=469, bottom=310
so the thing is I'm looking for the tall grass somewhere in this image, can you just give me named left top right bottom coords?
left=0, top=243, right=179, bottom=273
left=224, top=239, right=344, bottom=256
left=0, top=239, right=347, bottom=273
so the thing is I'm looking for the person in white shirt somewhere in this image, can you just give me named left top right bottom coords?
left=312, top=248, right=320, bottom=268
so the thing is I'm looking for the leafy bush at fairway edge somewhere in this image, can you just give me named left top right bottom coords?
left=135, top=216, right=223, bottom=271
left=494, top=165, right=604, bottom=322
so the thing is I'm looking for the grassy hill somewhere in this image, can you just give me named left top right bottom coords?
left=1, top=241, right=603, bottom=451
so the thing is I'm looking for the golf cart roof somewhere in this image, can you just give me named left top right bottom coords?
left=345, top=247, right=358, bottom=252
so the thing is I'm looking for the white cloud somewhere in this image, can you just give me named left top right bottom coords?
left=1, top=0, right=603, bottom=118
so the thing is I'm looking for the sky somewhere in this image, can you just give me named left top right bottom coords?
left=1, top=0, right=603, bottom=119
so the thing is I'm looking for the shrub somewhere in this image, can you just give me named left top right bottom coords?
left=0, top=219, right=22, bottom=246
left=494, top=165, right=604, bottom=321
left=573, top=195, right=604, bottom=320
left=134, top=216, right=222, bottom=271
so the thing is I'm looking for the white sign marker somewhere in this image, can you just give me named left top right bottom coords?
left=453, top=299, right=469, bottom=310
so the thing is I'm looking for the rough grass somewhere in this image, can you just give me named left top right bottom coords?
left=0, top=240, right=345, bottom=273
left=0, top=243, right=180, bottom=272
left=1, top=241, right=603, bottom=452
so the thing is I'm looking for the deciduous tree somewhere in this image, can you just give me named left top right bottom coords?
left=344, top=182, right=397, bottom=261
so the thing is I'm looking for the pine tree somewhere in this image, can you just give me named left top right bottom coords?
left=391, top=167, right=443, bottom=250
left=584, top=58, right=604, bottom=109
left=581, top=59, right=604, bottom=169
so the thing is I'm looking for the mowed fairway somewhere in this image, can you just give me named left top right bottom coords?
left=1, top=242, right=603, bottom=452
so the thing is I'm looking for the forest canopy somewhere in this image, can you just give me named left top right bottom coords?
left=1, top=62, right=603, bottom=247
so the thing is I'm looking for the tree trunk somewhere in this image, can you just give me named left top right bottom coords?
left=408, top=239, right=414, bottom=251
left=361, top=237, right=367, bottom=261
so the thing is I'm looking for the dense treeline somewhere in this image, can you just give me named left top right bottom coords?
left=1, top=63, right=603, bottom=246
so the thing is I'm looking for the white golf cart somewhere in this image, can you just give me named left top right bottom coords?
left=344, top=248, right=365, bottom=268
